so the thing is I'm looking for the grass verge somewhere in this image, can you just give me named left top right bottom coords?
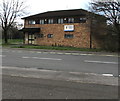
left=2, top=39, right=103, bottom=52
left=11, top=45, right=102, bottom=52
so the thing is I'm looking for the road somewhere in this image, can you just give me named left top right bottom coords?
left=2, top=75, right=118, bottom=99
left=1, top=48, right=119, bottom=99
left=2, top=48, right=118, bottom=76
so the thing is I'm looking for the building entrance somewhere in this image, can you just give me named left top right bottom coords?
left=28, top=33, right=35, bottom=44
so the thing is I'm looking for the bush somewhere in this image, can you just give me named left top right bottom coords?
left=104, top=34, right=119, bottom=52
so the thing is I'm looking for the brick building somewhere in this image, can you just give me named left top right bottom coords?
left=22, top=9, right=106, bottom=48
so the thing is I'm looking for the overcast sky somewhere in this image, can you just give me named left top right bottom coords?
left=17, top=0, right=91, bottom=23
left=25, top=0, right=90, bottom=16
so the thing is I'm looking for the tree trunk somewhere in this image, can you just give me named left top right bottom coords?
left=4, top=29, right=8, bottom=44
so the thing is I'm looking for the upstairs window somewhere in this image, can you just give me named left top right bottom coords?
left=80, top=18, right=86, bottom=23
left=48, top=19, right=53, bottom=24
left=40, top=19, right=44, bottom=24
left=28, top=20, right=35, bottom=24
left=35, top=20, right=39, bottom=24
left=58, top=18, right=64, bottom=24
left=68, top=18, right=74, bottom=23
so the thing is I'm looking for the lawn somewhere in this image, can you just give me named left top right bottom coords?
left=2, top=39, right=102, bottom=52
left=12, top=45, right=102, bottom=52
left=2, top=39, right=23, bottom=45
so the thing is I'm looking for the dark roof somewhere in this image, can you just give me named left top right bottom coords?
left=21, top=28, right=40, bottom=32
left=22, top=9, right=89, bottom=19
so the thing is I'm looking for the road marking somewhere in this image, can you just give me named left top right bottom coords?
left=104, top=55, right=115, bottom=57
left=65, top=53, right=72, bottom=55
left=49, top=52, right=56, bottom=54
left=71, top=53, right=80, bottom=55
left=102, top=74, right=114, bottom=77
left=37, top=52, right=42, bottom=53
left=84, top=60, right=118, bottom=64
left=80, top=54, right=93, bottom=56
left=22, top=56, right=62, bottom=61
left=70, top=72, right=115, bottom=77
left=42, top=52, right=49, bottom=54
left=57, top=53, right=64, bottom=55
left=0, top=55, right=6, bottom=57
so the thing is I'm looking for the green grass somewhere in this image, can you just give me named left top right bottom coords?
left=11, top=45, right=102, bottom=52
left=2, top=39, right=23, bottom=44
left=2, top=39, right=103, bottom=52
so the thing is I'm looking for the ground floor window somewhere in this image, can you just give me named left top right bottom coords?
left=64, top=34, right=74, bottom=38
left=28, top=33, right=35, bottom=44
left=38, top=34, right=44, bottom=38
left=47, top=34, right=53, bottom=38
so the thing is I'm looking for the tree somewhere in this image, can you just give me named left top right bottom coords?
left=89, top=0, right=120, bottom=51
left=90, top=0, right=120, bottom=33
left=0, top=0, right=27, bottom=43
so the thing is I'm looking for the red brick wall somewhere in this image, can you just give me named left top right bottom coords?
left=24, top=20, right=92, bottom=48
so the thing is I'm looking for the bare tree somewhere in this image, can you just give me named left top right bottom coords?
left=89, top=0, right=120, bottom=51
left=90, top=0, right=120, bottom=35
left=0, top=0, right=27, bottom=43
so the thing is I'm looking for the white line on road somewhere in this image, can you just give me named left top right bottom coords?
left=80, top=54, right=93, bottom=56
left=84, top=60, right=118, bottom=64
left=0, top=55, right=6, bottom=57
left=49, top=52, right=56, bottom=54
left=102, top=74, right=114, bottom=77
left=22, top=56, right=62, bottom=61
left=37, top=52, right=42, bottom=53
left=57, top=53, right=64, bottom=55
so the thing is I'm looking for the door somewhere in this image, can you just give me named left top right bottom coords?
left=28, top=33, right=35, bottom=44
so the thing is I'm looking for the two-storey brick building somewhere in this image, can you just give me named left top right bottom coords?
left=22, top=9, right=106, bottom=48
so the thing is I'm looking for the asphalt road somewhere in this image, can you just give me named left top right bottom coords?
left=2, top=48, right=118, bottom=76
left=1, top=48, right=119, bottom=99
left=2, top=75, right=118, bottom=99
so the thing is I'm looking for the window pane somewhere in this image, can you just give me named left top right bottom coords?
left=64, top=34, right=74, bottom=38
left=48, top=34, right=53, bottom=38
left=48, top=19, right=53, bottom=24
left=58, top=19, right=60, bottom=24
left=80, top=18, right=86, bottom=23
left=28, top=20, right=35, bottom=24
left=68, top=18, right=74, bottom=23
left=38, top=34, right=44, bottom=38
left=40, top=19, right=44, bottom=24
left=58, top=18, right=63, bottom=24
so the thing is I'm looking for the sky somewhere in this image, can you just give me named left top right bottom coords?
left=17, top=0, right=91, bottom=24
left=26, top=0, right=90, bottom=15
